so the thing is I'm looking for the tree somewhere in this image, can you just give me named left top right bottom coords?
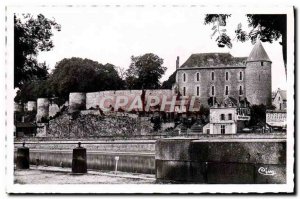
left=14, top=80, right=51, bottom=103
left=116, top=66, right=126, bottom=80
left=48, top=57, right=125, bottom=101
left=198, top=105, right=210, bottom=124
left=249, top=104, right=276, bottom=126
left=125, top=53, right=167, bottom=89
left=204, top=14, right=287, bottom=75
left=98, top=63, right=126, bottom=91
left=14, top=14, right=61, bottom=88
left=161, top=71, right=176, bottom=89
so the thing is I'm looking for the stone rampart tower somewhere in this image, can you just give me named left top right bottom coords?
left=245, top=41, right=272, bottom=106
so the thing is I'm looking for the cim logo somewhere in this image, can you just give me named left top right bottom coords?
left=258, top=167, right=276, bottom=176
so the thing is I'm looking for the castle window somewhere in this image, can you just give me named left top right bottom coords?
left=211, top=71, right=215, bottom=81
left=196, top=86, right=200, bottom=96
left=259, top=74, right=260, bottom=81
left=183, top=87, right=186, bottom=96
left=228, top=113, right=232, bottom=120
left=183, top=73, right=186, bottom=82
left=225, top=86, right=229, bottom=95
left=196, top=72, right=200, bottom=82
left=220, top=114, right=225, bottom=121
left=239, top=71, right=243, bottom=80
left=239, top=86, right=243, bottom=95
left=225, top=72, right=229, bottom=81
left=211, top=86, right=215, bottom=96
left=261, top=62, right=264, bottom=66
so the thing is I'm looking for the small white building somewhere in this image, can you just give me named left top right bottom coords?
left=266, top=110, right=287, bottom=128
left=203, top=97, right=250, bottom=135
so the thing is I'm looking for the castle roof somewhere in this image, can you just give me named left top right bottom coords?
left=247, top=41, right=271, bottom=62
left=180, top=53, right=247, bottom=68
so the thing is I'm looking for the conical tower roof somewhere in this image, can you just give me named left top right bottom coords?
left=247, top=40, right=271, bottom=62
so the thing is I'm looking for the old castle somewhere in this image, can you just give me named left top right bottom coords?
left=13, top=41, right=277, bottom=137
left=174, top=40, right=272, bottom=106
left=15, top=41, right=272, bottom=125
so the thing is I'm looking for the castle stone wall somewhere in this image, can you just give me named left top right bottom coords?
left=86, top=92, right=102, bottom=110
left=85, top=89, right=173, bottom=111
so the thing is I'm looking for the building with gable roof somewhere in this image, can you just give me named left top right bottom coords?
left=272, top=88, right=287, bottom=110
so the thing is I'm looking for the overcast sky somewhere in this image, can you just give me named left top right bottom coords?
left=33, top=6, right=287, bottom=91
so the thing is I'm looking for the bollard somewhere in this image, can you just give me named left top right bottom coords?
left=72, top=142, right=87, bottom=174
left=115, top=156, right=119, bottom=174
left=16, top=142, right=30, bottom=169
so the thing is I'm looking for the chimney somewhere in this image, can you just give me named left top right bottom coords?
left=176, top=56, right=180, bottom=69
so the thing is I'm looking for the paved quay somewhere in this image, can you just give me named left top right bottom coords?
left=14, top=166, right=156, bottom=184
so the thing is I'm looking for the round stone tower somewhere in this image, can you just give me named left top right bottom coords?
left=245, top=41, right=272, bottom=106
left=69, top=92, right=86, bottom=113
left=27, top=101, right=37, bottom=111
left=36, top=98, right=50, bottom=122
left=14, top=102, right=23, bottom=112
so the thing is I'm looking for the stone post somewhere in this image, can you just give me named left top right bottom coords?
left=72, top=142, right=87, bottom=174
left=16, top=142, right=30, bottom=169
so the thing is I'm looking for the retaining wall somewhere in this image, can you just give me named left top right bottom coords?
left=14, top=141, right=155, bottom=174
left=156, top=137, right=286, bottom=184
left=14, top=150, right=155, bottom=174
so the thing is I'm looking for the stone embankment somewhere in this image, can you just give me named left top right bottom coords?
left=46, top=113, right=154, bottom=138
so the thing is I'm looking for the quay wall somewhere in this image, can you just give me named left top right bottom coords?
left=14, top=140, right=156, bottom=174
left=156, top=137, right=286, bottom=184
